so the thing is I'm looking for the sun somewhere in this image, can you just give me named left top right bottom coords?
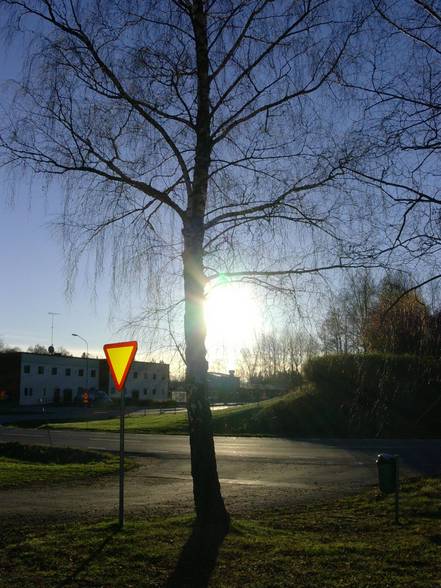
left=204, top=282, right=261, bottom=370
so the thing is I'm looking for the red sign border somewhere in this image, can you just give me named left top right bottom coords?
left=103, top=341, right=138, bottom=391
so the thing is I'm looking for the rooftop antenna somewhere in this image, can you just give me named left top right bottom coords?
left=48, top=312, right=60, bottom=354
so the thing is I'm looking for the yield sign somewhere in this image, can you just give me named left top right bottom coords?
left=103, top=341, right=138, bottom=391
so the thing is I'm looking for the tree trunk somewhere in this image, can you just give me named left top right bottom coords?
left=179, top=0, right=228, bottom=528
left=182, top=218, right=229, bottom=528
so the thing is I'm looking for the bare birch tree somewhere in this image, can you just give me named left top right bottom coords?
left=239, top=328, right=318, bottom=380
left=0, top=0, right=365, bottom=527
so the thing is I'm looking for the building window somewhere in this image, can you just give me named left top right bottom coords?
left=91, top=369, right=96, bottom=377
left=144, top=373, right=147, bottom=379
left=24, top=365, right=30, bottom=374
left=161, top=375, right=166, bottom=380
left=38, top=366, right=44, bottom=375
left=29, top=388, right=33, bottom=396
left=143, top=388, right=147, bottom=395
left=79, top=369, right=84, bottom=377
left=65, top=368, right=71, bottom=376
left=24, top=388, right=28, bottom=396
left=152, top=389, right=156, bottom=395
left=133, top=371, right=138, bottom=379
left=153, top=374, right=157, bottom=380
left=51, top=367, right=57, bottom=376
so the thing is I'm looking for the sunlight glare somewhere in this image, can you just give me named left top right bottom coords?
left=205, top=283, right=261, bottom=370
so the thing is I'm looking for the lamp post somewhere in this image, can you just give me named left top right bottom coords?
left=72, top=333, right=89, bottom=398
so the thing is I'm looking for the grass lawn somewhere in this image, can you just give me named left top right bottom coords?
left=48, top=395, right=285, bottom=435
left=24, top=382, right=441, bottom=438
left=48, top=409, right=191, bottom=434
left=0, top=443, right=136, bottom=489
left=46, top=386, right=365, bottom=437
left=1, top=476, right=440, bottom=587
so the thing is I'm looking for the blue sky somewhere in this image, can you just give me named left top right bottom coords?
left=0, top=23, right=156, bottom=360
left=0, top=184, right=122, bottom=357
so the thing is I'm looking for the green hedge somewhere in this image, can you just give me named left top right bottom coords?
left=302, top=354, right=441, bottom=437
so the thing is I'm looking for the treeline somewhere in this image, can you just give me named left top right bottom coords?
left=236, top=270, right=441, bottom=386
left=0, top=341, right=73, bottom=356
left=320, top=270, right=441, bottom=356
left=238, top=330, right=319, bottom=387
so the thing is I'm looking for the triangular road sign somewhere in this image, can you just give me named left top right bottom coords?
left=103, top=341, right=138, bottom=391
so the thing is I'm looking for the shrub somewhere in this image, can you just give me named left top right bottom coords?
left=303, top=354, right=441, bottom=437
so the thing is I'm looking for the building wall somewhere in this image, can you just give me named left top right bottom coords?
left=207, top=372, right=240, bottom=392
left=207, top=371, right=241, bottom=402
left=107, top=360, right=170, bottom=401
left=19, top=353, right=99, bottom=406
left=0, top=352, right=170, bottom=405
left=98, top=359, right=110, bottom=395
left=0, top=352, right=21, bottom=403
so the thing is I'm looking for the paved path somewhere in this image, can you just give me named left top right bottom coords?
left=1, top=427, right=440, bottom=521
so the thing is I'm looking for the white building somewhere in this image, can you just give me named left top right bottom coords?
left=106, top=360, right=169, bottom=402
left=0, top=352, right=99, bottom=406
left=0, top=352, right=170, bottom=405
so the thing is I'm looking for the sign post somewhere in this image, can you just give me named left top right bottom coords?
left=103, top=341, right=138, bottom=529
left=119, top=384, right=125, bottom=528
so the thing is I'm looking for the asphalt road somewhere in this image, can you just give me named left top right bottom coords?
left=1, top=427, right=440, bottom=521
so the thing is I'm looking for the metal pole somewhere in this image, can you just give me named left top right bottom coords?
left=48, top=312, right=60, bottom=347
left=119, top=387, right=125, bottom=529
left=85, top=340, right=89, bottom=397
left=395, top=456, right=400, bottom=524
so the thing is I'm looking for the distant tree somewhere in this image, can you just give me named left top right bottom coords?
left=27, top=344, right=71, bottom=355
left=426, top=309, right=441, bottom=357
left=238, top=346, right=260, bottom=383
left=320, top=270, right=377, bottom=353
left=27, top=344, right=50, bottom=355
left=362, top=274, right=429, bottom=354
left=0, top=339, right=20, bottom=352
left=238, top=328, right=318, bottom=383
left=58, top=347, right=72, bottom=356
left=343, top=270, right=377, bottom=352
left=320, top=303, right=349, bottom=354
left=282, top=329, right=320, bottom=374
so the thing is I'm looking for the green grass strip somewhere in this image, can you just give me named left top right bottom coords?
left=0, top=443, right=136, bottom=489
left=48, top=395, right=284, bottom=435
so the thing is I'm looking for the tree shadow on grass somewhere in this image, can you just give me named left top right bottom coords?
left=166, top=522, right=229, bottom=588
left=57, top=523, right=119, bottom=588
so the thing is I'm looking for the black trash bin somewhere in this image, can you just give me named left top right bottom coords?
left=376, top=453, right=398, bottom=494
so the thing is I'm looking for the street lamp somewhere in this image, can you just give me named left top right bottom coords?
left=72, top=333, right=89, bottom=397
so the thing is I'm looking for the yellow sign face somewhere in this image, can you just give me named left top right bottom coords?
left=103, top=341, right=138, bottom=391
